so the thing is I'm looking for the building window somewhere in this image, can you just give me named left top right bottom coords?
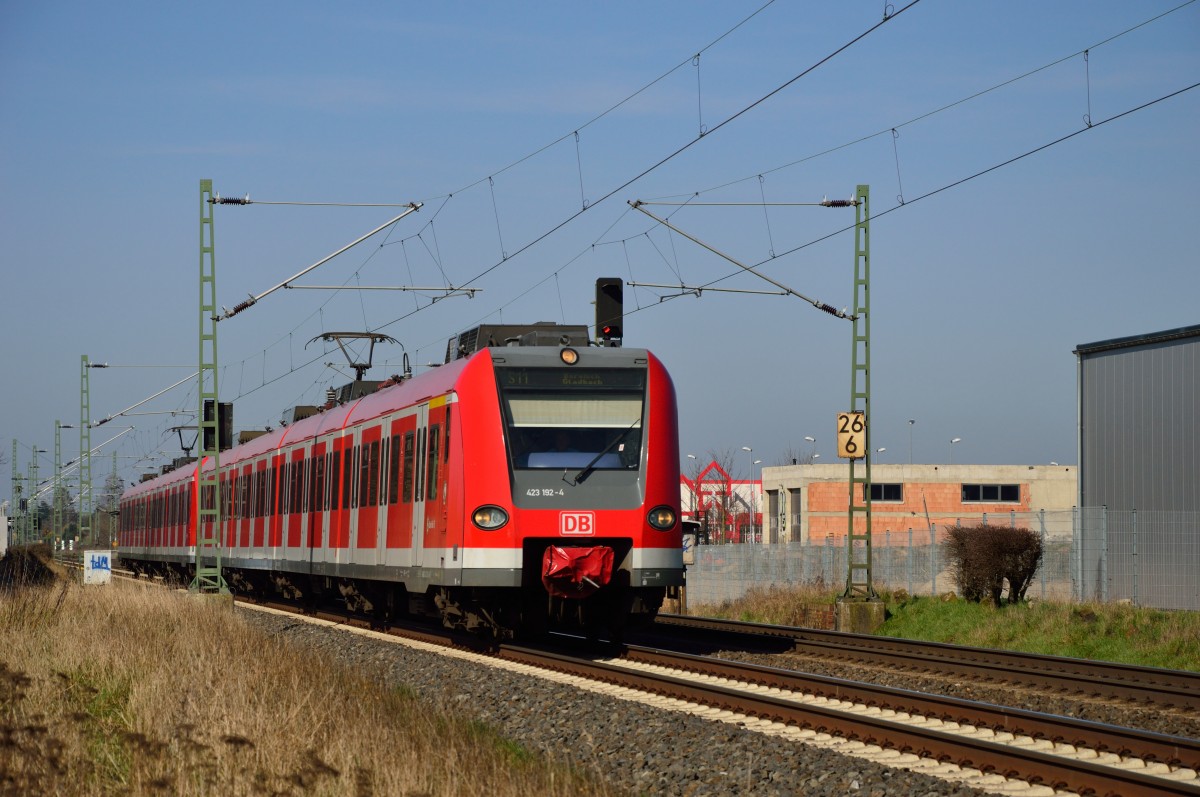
left=863, top=483, right=903, bottom=502
left=961, top=483, right=1020, bottom=503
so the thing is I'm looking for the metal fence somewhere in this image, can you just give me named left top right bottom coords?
left=684, top=508, right=1200, bottom=611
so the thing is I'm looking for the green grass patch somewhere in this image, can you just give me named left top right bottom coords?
left=692, top=583, right=1200, bottom=672
left=466, top=719, right=538, bottom=766
left=61, top=668, right=135, bottom=787
left=878, top=595, right=1200, bottom=671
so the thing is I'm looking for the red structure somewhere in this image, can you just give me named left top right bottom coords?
left=681, top=460, right=760, bottom=543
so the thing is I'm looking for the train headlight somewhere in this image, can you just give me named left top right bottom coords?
left=560, top=348, right=579, bottom=365
left=647, top=505, right=676, bottom=531
left=472, top=505, right=509, bottom=530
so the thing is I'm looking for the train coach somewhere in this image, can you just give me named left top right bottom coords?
left=117, top=323, right=684, bottom=638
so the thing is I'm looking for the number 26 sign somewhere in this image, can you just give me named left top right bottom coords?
left=837, top=411, right=866, bottom=459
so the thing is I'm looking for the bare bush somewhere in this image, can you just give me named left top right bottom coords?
left=944, top=525, right=1043, bottom=605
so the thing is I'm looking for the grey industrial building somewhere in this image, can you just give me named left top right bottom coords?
left=1074, top=323, right=1199, bottom=609
left=1076, top=323, right=1200, bottom=513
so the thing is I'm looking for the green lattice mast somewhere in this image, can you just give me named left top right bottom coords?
left=28, top=452, right=40, bottom=543
left=10, top=440, right=20, bottom=544
left=191, top=179, right=229, bottom=594
left=54, top=421, right=63, bottom=544
left=844, top=184, right=875, bottom=599
left=79, top=355, right=92, bottom=547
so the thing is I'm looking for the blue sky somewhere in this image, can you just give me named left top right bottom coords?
left=2, top=1, right=1198, bottom=495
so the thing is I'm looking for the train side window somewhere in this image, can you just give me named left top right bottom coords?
left=426, top=425, right=440, bottom=501
left=367, top=439, right=381, bottom=506
left=389, top=434, right=401, bottom=504
left=444, top=406, right=452, bottom=463
left=281, top=462, right=290, bottom=514
left=324, top=451, right=333, bottom=510
left=342, top=446, right=353, bottom=510
left=402, top=432, right=415, bottom=503
left=280, top=460, right=290, bottom=516
left=415, top=428, right=426, bottom=501
left=379, top=437, right=389, bottom=507
left=314, top=454, right=326, bottom=512
left=327, top=450, right=337, bottom=509
left=301, top=455, right=310, bottom=512
left=358, top=442, right=371, bottom=507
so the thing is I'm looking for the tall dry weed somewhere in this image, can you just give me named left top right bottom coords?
left=691, top=581, right=841, bottom=626
left=0, top=578, right=611, bottom=796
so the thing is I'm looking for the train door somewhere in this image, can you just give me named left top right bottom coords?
left=239, top=463, right=253, bottom=550
left=267, top=451, right=283, bottom=551
left=374, top=428, right=391, bottom=566
left=423, top=404, right=445, bottom=563
left=252, top=457, right=267, bottom=558
left=410, top=404, right=429, bottom=568
left=383, top=412, right=416, bottom=567
left=330, top=433, right=351, bottom=556
left=286, top=444, right=307, bottom=556
left=355, top=424, right=383, bottom=567
left=307, top=440, right=327, bottom=569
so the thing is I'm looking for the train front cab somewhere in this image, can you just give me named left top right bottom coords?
left=456, top=345, right=684, bottom=637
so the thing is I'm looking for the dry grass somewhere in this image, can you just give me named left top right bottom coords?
left=687, top=580, right=839, bottom=626
left=0, top=550, right=613, bottom=797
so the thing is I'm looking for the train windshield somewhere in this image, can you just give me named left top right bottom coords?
left=497, top=367, right=645, bottom=471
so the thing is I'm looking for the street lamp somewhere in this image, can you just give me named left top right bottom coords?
left=950, top=437, right=962, bottom=464
left=803, top=435, right=816, bottom=463
left=907, top=419, right=915, bottom=464
left=875, top=447, right=886, bottom=461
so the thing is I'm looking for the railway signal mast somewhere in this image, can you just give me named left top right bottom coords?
left=192, top=181, right=424, bottom=594
left=629, top=186, right=881, bottom=629
left=79, top=355, right=92, bottom=547
left=193, top=179, right=228, bottom=594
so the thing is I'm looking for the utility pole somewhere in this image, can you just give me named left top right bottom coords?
left=110, top=450, right=119, bottom=545
left=192, top=179, right=229, bottom=594
left=54, top=421, right=63, bottom=545
left=28, top=453, right=40, bottom=543
left=840, top=184, right=881, bottom=618
left=10, top=440, right=20, bottom=544
left=80, top=355, right=93, bottom=546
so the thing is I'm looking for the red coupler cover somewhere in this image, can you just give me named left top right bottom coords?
left=541, top=545, right=614, bottom=598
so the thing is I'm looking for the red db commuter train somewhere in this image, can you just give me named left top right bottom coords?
left=117, top=324, right=684, bottom=637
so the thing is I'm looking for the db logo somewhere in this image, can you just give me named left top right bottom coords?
left=560, top=512, right=595, bottom=536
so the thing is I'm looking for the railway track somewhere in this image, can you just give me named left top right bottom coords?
left=648, top=613, right=1200, bottom=712
left=236, top=598, right=1200, bottom=796
left=596, top=643, right=1200, bottom=796
left=53, top=563, right=1200, bottom=794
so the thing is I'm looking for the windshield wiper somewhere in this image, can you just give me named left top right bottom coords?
left=565, top=417, right=641, bottom=486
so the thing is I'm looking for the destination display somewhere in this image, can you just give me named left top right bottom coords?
left=498, top=367, right=645, bottom=390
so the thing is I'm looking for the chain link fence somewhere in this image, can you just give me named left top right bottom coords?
left=684, top=508, right=1200, bottom=611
